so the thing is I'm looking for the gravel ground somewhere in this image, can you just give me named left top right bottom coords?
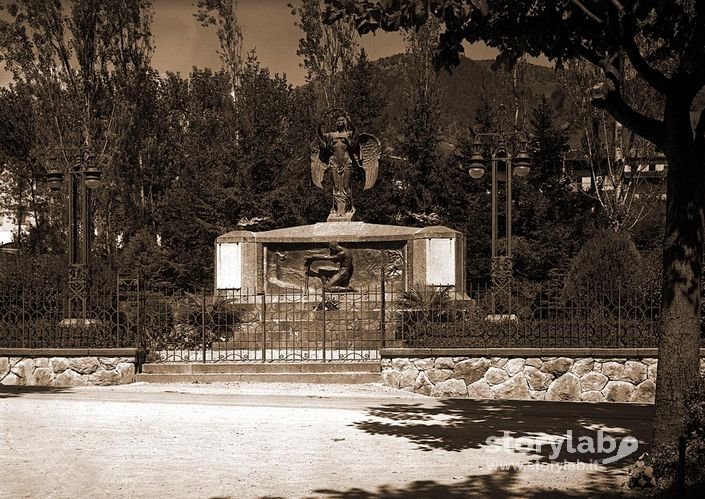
left=1, top=382, right=649, bottom=498
left=94, top=381, right=422, bottom=397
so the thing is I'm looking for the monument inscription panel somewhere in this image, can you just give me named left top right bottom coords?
left=216, top=242, right=242, bottom=289
left=426, top=238, right=456, bottom=286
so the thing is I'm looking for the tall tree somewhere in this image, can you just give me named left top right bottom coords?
left=529, top=96, right=569, bottom=188
left=0, top=0, right=155, bottom=264
left=290, top=0, right=359, bottom=110
left=0, top=0, right=152, bottom=161
left=233, top=53, right=296, bottom=229
left=281, top=83, right=330, bottom=225
left=511, top=96, right=591, bottom=282
left=194, top=0, right=244, bottom=99
left=324, top=0, right=705, bottom=445
left=157, top=69, right=235, bottom=289
left=395, top=17, right=446, bottom=225
left=341, top=48, right=381, bottom=133
left=0, top=83, right=47, bottom=251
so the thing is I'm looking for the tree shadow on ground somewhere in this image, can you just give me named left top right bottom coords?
left=0, top=385, right=72, bottom=399
left=353, top=399, right=653, bottom=468
left=308, top=468, right=633, bottom=498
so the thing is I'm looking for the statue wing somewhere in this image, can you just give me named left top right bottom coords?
left=310, top=139, right=329, bottom=189
left=359, top=133, right=381, bottom=190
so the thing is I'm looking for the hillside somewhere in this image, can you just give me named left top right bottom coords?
left=368, top=53, right=560, bottom=140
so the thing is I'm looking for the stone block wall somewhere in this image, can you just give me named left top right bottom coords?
left=0, top=356, right=136, bottom=387
left=381, top=355, right=705, bottom=403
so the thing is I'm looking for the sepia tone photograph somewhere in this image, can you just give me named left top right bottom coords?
left=1, top=0, right=704, bottom=497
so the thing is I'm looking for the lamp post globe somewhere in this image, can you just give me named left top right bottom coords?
left=84, top=166, right=102, bottom=189
left=47, top=169, right=65, bottom=191
left=468, top=164, right=485, bottom=179
left=513, top=149, right=532, bottom=177
left=513, top=165, right=531, bottom=177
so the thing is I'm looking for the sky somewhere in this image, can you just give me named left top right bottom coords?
left=151, top=0, right=503, bottom=86
left=0, top=0, right=506, bottom=87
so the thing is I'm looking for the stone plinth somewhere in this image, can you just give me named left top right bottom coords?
left=215, top=222, right=467, bottom=297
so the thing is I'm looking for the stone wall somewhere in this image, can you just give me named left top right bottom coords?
left=381, top=355, right=705, bottom=403
left=0, top=356, right=136, bottom=387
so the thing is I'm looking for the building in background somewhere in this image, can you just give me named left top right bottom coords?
left=567, top=151, right=666, bottom=199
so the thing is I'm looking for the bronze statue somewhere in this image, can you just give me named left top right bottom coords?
left=304, top=242, right=354, bottom=292
left=311, top=109, right=381, bottom=220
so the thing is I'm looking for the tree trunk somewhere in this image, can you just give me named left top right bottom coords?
left=654, top=137, right=704, bottom=445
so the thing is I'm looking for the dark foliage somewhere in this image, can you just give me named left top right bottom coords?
left=633, top=374, right=705, bottom=493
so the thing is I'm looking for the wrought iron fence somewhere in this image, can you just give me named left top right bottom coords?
left=0, top=278, right=139, bottom=349
left=392, top=281, right=663, bottom=349
left=145, top=286, right=385, bottom=363
left=0, top=276, right=688, bottom=359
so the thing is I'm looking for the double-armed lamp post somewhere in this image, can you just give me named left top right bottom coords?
left=463, top=106, right=531, bottom=303
left=47, top=148, right=102, bottom=323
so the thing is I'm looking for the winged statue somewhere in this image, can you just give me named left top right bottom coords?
left=311, top=109, right=381, bottom=220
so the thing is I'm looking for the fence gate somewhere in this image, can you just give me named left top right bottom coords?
left=144, top=286, right=386, bottom=363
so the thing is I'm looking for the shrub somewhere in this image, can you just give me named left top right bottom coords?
left=395, top=285, right=465, bottom=346
left=0, top=253, right=65, bottom=293
left=170, top=294, right=243, bottom=349
left=563, top=229, right=647, bottom=305
left=630, top=374, right=705, bottom=493
left=116, top=228, right=175, bottom=288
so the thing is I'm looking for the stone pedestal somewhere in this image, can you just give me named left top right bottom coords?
left=215, top=222, right=467, bottom=298
left=327, top=212, right=355, bottom=223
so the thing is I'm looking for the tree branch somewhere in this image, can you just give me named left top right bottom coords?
left=575, top=3, right=671, bottom=95
left=570, top=0, right=604, bottom=24
left=592, top=89, right=664, bottom=147
left=621, top=15, right=671, bottom=94
left=576, top=44, right=622, bottom=93
left=608, top=0, right=625, bottom=14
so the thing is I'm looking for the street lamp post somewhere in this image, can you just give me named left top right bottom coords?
left=464, top=106, right=531, bottom=311
left=47, top=148, right=102, bottom=323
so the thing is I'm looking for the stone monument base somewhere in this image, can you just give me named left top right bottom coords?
left=215, top=221, right=468, bottom=298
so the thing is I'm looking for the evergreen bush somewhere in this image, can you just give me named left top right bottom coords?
left=563, top=229, right=647, bottom=304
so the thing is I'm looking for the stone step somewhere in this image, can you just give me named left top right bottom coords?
left=135, top=371, right=382, bottom=384
left=235, top=324, right=398, bottom=335
left=220, top=328, right=384, bottom=340
left=220, top=343, right=387, bottom=351
left=211, top=340, right=382, bottom=350
left=261, top=310, right=385, bottom=321
left=254, top=302, right=392, bottom=314
left=142, top=362, right=380, bottom=374
left=233, top=332, right=384, bottom=342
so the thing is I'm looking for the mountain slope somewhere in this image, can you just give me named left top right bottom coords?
left=369, top=54, right=560, bottom=139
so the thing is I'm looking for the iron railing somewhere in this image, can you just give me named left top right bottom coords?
left=392, top=281, right=663, bottom=349
left=0, top=279, right=139, bottom=349
left=143, top=286, right=385, bottom=363
left=0, top=277, right=686, bottom=360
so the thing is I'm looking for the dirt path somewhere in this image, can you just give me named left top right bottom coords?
left=0, top=382, right=650, bottom=498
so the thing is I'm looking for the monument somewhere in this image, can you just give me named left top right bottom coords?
left=211, top=108, right=469, bottom=358
left=312, top=109, right=380, bottom=222
left=215, top=108, right=467, bottom=298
